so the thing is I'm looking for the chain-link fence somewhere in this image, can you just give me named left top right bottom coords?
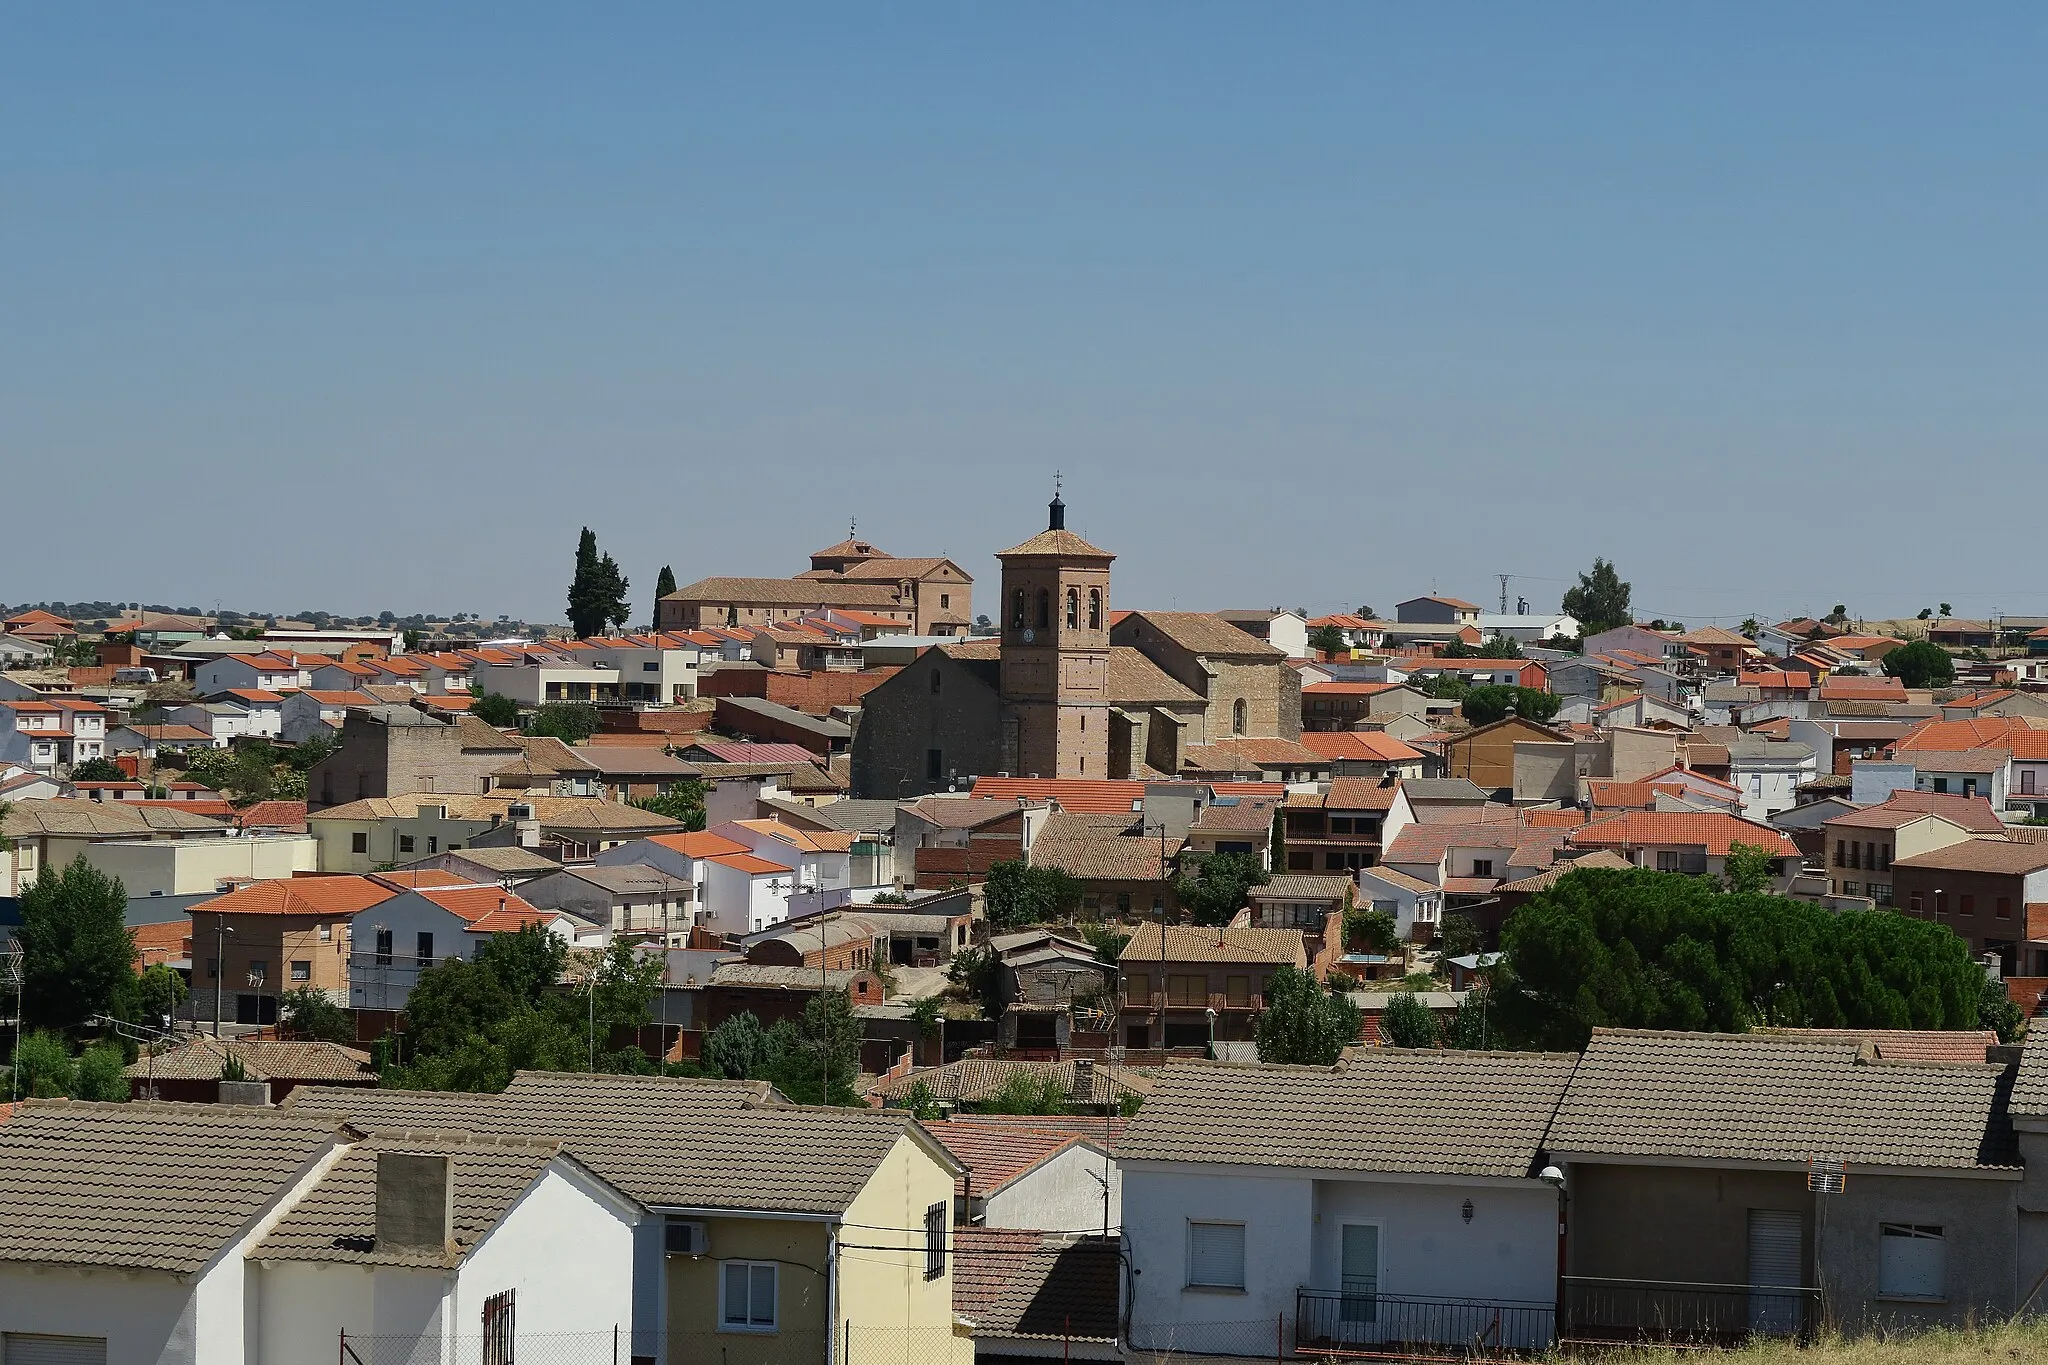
left=839, top=1325, right=980, bottom=1364
left=1123, top=1315, right=1290, bottom=1361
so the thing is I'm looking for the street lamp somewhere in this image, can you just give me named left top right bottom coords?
left=211, top=921, right=237, bottom=1038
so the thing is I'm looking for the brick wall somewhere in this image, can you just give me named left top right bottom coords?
left=914, top=844, right=1014, bottom=887
left=597, top=707, right=715, bottom=735
left=700, top=667, right=899, bottom=716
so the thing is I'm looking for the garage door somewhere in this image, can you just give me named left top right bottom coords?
left=4, top=1335, right=108, bottom=1365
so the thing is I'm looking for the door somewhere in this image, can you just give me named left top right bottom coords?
left=1340, top=1222, right=1380, bottom=1329
left=1746, top=1209, right=1803, bottom=1335
left=4, top=1336, right=108, bottom=1365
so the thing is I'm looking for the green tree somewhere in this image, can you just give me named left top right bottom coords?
left=970, top=1070, right=1071, bottom=1116
left=566, top=528, right=631, bottom=638
left=525, top=703, right=602, bottom=743
left=1940, top=603, right=1953, bottom=618
left=1722, top=841, right=1779, bottom=895
left=1443, top=987, right=1496, bottom=1049
left=903, top=1078, right=946, bottom=1121
left=1308, top=624, right=1348, bottom=657
left=1490, top=866, right=1984, bottom=1050
left=470, top=692, right=521, bottom=728
left=1561, top=558, right=1633, bottom=635
left=1424, top=673, right=1471, bottom=702
left=1477, top=635, right=1524, bottom=659
left=1917, top=608, right=1934, bottom=621
left=1380, top=992, right=1441, bottom=1049
left=1174, top=852, right=1268, bottom=927
left=984, top=861, right=1084, bottom=929
left=1884, top=640, right=1956, bottom=689
left=74, top=1042, right=129, bottom=1101
left=1080, top=921, right=1130, bottom=965
left=1825, top=604, right=1851, bottom=626
left=653, top=565, right=678, bottom=622
left=68, top=756, right=127, bottom=783
left=283, top=730, right=337, bottom=772
left=1461, top=685, right=1562, bottom=727
left=704, top=1011, right=774, bottom=1080
left=1980, top=979, right=2025, bottom=1045
left=136, top=963, right=188, bottom=1024
left=280, top=986, right=354, bottom=1043
left=11, top=1031, right=76, bottom=1097
left=1438, top=911, right=1481, bottom=960
left=909, top=995, right=945, bottom=1059
left=1343, top=906, right=1399, bottom=956
left=17, top=857, right=135, bottom=1033
left=761, top=989, right=862, bottom=1106
left=947, top=945, right=1003, bottom=1019
left=633, top=781, right=707, bottom=831
left=1739, top=618, right=1761, bottom=639
left=1254, top=965, right=1362, bottom=1065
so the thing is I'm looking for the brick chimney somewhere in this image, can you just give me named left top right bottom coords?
left=376, top=1151, right=455, bottom=1255
left=1068, top=1058, right=1095, bottom=1105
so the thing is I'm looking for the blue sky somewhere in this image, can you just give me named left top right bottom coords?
left=4, top=5, right=2043, bottom=627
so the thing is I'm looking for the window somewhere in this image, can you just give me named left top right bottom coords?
left=1125, top=971, right=1150, bottom=999
left=1089, top=589, right=1102, bottom=630
left=1911, top=894, right=1923, bottom=913
left=1225, top=975, right=1251, bottom=1006
left=925, top=1201, right=948, bottom=1279
left=1842, top=881, right=1859, bottom=896
left=1871, top=884, right=1892, bottom=906
left=1232, top=699, right=1247, bottom=735
left=1833, top=841, right=1845, bottom=868
left=1167, top=974, right=1205, bottom=1006
left=1935, top=892, right=1948, bottom=915
left=290, top=961, right=310, bottom=982
left=721, top=1262, right=778, bottom=1331
left=417, top=932, right=434, bottom=963
left=482, top=1290, right=515, bottom=1365
left=398, top=835, right=415, bottom=854
left=1657, top=851, right=1681, bottom=872
left=926, top=748, right=944, bottom=782
left=1035, top=589, right=1051, bottom=630
left=1065, top=588, right=1079, bottom=630
left=207, top=958, right=218, bottom=980
left=375, top=928, right=393, bottom=967
left=318, top=923, right=332, bottom=942
left=1011, top=589, right=1026, bottom=630
left=1998, top=897, right=2013, bottom=919
left=1330, top=816, right=1353, bottom=834
left=1964, top=779, right=1979, bottom=798
left=1880, top=844, right=1892, bottom=871
left=1472, top=859, right=1493, bottom=877
left=2026, top=771, right=2039, bottom=796
left=1960, top=895, right=1975, bottom=916
left=352, top=832, right=369, bottom=855
left=1187, top=1221, right=1247, bottom=1289
left=1878, top=1224, right=1945, bottom=1301
left=1932, top=777, right=1950, bottom=794
left=940, top=593, right=950, bottom=609
left=1117, top=892, right=1131, bottom=914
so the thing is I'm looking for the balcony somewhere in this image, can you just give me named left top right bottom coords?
left=1295, top=1289, right=1555, bottom=1355
left=1117, top=991, right=1264, bottom=1013
left=1559, top=1276, right=1817, bottom=1346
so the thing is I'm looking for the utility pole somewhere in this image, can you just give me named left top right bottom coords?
left=211, top=920, right=236, bottom=1038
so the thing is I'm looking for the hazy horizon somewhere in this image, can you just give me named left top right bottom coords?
left=5, top=6, right=2044, bottom=628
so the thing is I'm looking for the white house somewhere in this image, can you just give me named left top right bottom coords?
left=1726, top=738, right=1820, bottom=821
left=350, top=885, right=568, bottom=1014
left=711, top=818, right=855, bottom=896
left=1474, top=612, right=1579, bottom=644
left=929, top=1120, right=1122, bottom=1232
left=193, top=652, right=316, bottom=696
left=252, top=1133, right=643, bottom=1358
left=1119, top=1055, right=1576, bottom=1357
left=1355, top=866, right=1443, bottom=942
left=203, top=689, right=286, bottom=739
left=281, top=689, right=378, bottom=744
left=167, top=700, right=260, bottom=743
left=0, top=699, right=110, bottom=773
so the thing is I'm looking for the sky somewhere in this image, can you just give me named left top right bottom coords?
left=4, top=5, right=2044, bottom=629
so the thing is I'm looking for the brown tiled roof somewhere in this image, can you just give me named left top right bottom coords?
left=1825, top=793, right=2006, bottom=834
left=193, top=875, right=399, bottom=918
left=1358, top=866, right=1439, bottom=895
left=926, top=1123, right=1089, bottom=1197
left=0, top=1101, right=343, bottom=1272
left=953, top=1229, right=1121, bottom=1343
left=1299, top=733, right=1425, bottom=764
left=1754, top=1029, right=1998, bottom=1065
left=1568, top=811, right=1800, bottom=858
left=906, top=797, right=1031, bottom=830
left=869, top=1059, right=1150, bottom=1107
left=1121, top=1054, right=1578, bottom=1179
left=1321, top=778, right=1400, bottom=812
left=1190, top=797, right=1279, bottom=833
left=1119, top=612, right=1282, bottom=659
left=1183, top=738, right=1329, bottom=771
left=256, top=1131, right=581, bottom=1266
left=1898, top=749, right=2012, bottom=774
left=1892, top=840, right=2048, bottom=875
left=2010, top=1029, right=2048, bottom=1118
left=236, top=800, right=310, bottom=832
left=127, top=1039, right=374, bottom=1083
left=1, top=799, right=229, bottom=838
left=709, top=964, right=870, bottom=991
left=285, top=1071, right=928, bottom=1214
left=1546, top=1030, right=2017, bottom=1169
left=1250, top=874, right=1353, bottom=901
left=1118, top=924, right=1306, bottom=967
left=1105, top=647, right=1205, bottom=705
left=1030, top=812, right=1172, bottom=882
left=994, top=529, right=1115, bottom=560
left=668, top=576, right=906, bottom=608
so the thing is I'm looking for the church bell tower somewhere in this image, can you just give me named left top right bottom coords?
left=994, top=483, right=1115, bottom=779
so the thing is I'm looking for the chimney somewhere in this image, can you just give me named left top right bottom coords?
left=376, top=1151, right=455, bottom=1256
left=1068, top=1058, right=1095, bottom=1105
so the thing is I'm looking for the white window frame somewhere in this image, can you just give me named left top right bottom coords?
left=720, top=1260, right=779, bottom=1333
left=1186, top=1220, right=1247, bottom=1291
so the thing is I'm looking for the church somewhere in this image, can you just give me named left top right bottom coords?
left=849, top=494, right=1302, bottom=798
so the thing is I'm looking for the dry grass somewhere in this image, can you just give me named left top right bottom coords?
left=1550, top=1320, right=2048, bottom=1364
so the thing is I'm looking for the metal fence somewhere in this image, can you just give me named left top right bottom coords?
left=1560, top=1275, right=1820, bottom=1346
left=1295, top=1289, right=1556, bottom=1354
left=1125, top=1315, right=1293, bottom=1360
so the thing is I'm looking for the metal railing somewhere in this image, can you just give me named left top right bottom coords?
left=1295, top=1289, right=1556, bottom=1355
left=1117, top=991, right=1266, bottom=1012
left=1560, top=1275, right=1819, bottom=1345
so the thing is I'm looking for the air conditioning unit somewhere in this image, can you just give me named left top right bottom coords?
left=665, top=1219, right=709, bottom=1257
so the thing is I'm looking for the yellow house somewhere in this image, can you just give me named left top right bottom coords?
left=286, top=1069, right=974, bottom=1363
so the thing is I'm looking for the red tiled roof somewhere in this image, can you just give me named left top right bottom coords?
left=235, top=800, right=308, bottom=832
left=1825, top=792, right=2006, bottom=835
left=646, top=831, right=752, bottom=858
left=1299, top=732, right=1424, bottom=764
left=193, top=876, right=398, bottom=917
left=1569, top=811, right=1799, bottom=858
left=1302, top=681, right=1400, bottom=696
left=1896, top=716, right=2048, bottom=760
left=413, top=885, right=545, bottom=924
left=708, top=852, right=797, bottom=876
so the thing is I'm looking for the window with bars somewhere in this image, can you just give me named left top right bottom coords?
left=482, top=1290, right=515, bottom=1365
left=925, top=1201, right=947, bottom=1279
